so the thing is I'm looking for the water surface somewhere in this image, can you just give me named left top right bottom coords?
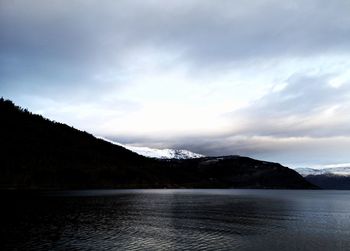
left=1, top=189, right=350, bottom=250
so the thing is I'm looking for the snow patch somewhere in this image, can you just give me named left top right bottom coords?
left=97, top=136, right=205, bottom=159
left=295, top=167, right=350, bottom=177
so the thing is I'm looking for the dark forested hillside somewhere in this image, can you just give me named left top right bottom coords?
left=0, top=98, right=316, bottom=189
left=0, top=98, right=155, bottom=188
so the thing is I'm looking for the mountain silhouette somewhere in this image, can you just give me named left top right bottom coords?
left=0, top=98, right=316, bottom=189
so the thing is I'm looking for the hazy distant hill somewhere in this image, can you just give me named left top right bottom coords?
left=295, top=167, right=350, bottom=189
left=304, top=174, right=350, bottom=190
left=0, top=98, right=316, bottom=189
left=296, top=167, right=350, bottom=177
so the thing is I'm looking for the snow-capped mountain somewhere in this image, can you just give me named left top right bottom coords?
left=98, top=137, right=205, bottom=159
left=295, top=166, right=350, bottom=189
left=120, top=146, right=205, bottom=159
left=295, top=167, right=350, bottom=177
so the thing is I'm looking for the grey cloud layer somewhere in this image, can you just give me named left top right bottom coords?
left=1, top=0, right=350, bottom=93
left=1, top=0, right=350, bottom=167
left=231, top=75, right=350, bottom=137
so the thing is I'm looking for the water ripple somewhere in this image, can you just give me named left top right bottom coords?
left=1, top=189, right=350, bottom=251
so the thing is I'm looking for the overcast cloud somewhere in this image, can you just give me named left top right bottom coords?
left=1, top=0, right=350, bottom=168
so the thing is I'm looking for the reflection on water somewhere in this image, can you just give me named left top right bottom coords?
left=1, top=189, right=350, bottom=251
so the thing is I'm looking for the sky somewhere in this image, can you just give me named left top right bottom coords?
left=1, top=0, right=350, bottom=168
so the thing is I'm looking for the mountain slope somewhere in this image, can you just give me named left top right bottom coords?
left=158, top=156, right=316, bottom=189
left=0, top=98, right=316, bottom=189
left=0, top=98, right=157, bottom=188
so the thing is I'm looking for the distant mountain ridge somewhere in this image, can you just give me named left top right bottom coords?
left=99, top=137, right=205, bottom=159
left=295, top=167, right=350, bottom=189
left=295, top=167, right=350, bottom=177
left=0, top=98, right=316, bottom=189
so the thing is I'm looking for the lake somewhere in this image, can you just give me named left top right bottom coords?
left=1, top=189, right=350, bottom=251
